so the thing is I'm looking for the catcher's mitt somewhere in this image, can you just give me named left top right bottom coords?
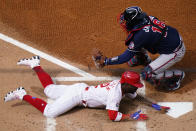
left=92, top=48, right=106, bottom=69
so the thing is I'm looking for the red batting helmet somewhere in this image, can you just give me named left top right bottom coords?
left=120, top=71, right=143, bottom=88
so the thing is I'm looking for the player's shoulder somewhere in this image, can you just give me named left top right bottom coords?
left=110, top=80, right=120, bottom=85
left=135, top=25, right=154, bottom=35
left=109, top=80, right=121, bottom=88
left=133, top=26, right=153, bottom=39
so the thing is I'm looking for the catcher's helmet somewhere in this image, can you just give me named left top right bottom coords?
left=123, top=6, right=142, bottom=22
left=119, top=6, right=145, bottom=30
left=120, top=71, right=143, bottom=88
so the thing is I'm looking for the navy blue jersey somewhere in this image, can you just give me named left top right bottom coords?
left=106, top=16, right=181, bottom=65
left=128, top=16, right=181, bottom=54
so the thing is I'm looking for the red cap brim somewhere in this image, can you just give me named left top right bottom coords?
left=132, top=82, right=143, bottom=88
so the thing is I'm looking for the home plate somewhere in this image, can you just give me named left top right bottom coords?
left=158, top=102, right=193, bottom=118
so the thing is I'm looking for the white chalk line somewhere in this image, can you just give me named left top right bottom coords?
left=46, top=99, right=56, bottom=131
left=0, top=33, right=95, bottom=78
left=136, top=79, right=147, bottom=131
left=0, top=33, right=146, bottom=131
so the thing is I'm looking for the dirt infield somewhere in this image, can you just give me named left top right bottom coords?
left=0, top=0, right=196, bottom=131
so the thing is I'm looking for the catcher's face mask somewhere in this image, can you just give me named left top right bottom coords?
left=117, top=13, right=128, bottom=33
left=119, top=13, right=125, bottom=24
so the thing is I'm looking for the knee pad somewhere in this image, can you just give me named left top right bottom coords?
left=154, top=70, right=184, bottom=81
left=153, top=70, right=185, bottom=90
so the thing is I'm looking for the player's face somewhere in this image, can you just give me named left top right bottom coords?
left=129, top=85, right=138, bottom=93
left=122, top=83, right=138, bottom=93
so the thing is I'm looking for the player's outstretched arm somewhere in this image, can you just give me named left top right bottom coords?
left=135, top=94, right=170, bottom=113
left=107, top=110, right=148, bottom=122
left=92, top=48, right=135, bottom=69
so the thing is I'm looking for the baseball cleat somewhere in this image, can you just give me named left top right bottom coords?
left=17, top=56, right=40, bottom=68
left=4, top=87, right=27, bottom=102
left=169, top=71, right=185, bottom=91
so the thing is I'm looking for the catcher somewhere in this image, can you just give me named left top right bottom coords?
left=4, top=56, right=169, bottom=121
left=92, top=6, right=185, bottom=92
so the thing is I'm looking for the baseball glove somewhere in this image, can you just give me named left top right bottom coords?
left=92, top=48, right=106, bottom=69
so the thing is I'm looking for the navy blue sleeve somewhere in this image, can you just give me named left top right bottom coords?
left=105, top=49, right=135, bottom=65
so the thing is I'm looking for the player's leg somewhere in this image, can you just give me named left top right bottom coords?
left=43, top=85, right=84, bottom=118
left=152, top=69, right=185, bottom=91
left=17, top=56, right=54, bottom=88
left=4, top=87, right=47, bottom=114
left=44, top=83, right=88, bottom=100
left=149, top=36, right=185, bottom=74
left=127, top=49, right=151, bottom=67
left=141, top=42, right=185, bottom=91
left=4, top=85, right=86, bottom=117
left=33, top=66, right=54, bottom=88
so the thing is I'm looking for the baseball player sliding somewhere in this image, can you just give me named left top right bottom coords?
left=92, top=6, right=185, bottom=92
left=4, top=56, right=169, bottom=121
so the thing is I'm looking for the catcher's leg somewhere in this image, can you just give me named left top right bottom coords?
left=153, top=70, right=185, bottom=91
left=141, top=66, right=185, bottom=91
left=149, top=42, right=185, bottom=74
left=141, top=42, right=186, bottom=91
left=127, top=49, right=151, bottom=67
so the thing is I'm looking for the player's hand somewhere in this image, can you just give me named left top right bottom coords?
left=130, top=110, right=148, bottom=120
left=152, top=103, right=170, bottom=113
left=92, top=48, right=106, bottom=69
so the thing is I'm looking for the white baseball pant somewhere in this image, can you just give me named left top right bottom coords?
left=43, top=83, right=87, bottom=118
left=150, top=37, right=185, bottom=74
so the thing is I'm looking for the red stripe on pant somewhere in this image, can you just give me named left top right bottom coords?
left=153, top=53, right=177, bottom=72
left=23, top=95, right=47, bottom=113
left=33, top=66, right=54, bottom=88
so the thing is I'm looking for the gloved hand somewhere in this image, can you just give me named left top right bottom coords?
left=130, top=110, right=148, bottom=120
left=152, top=103, right=170, bottom=113
left=92, top=48, right=106, bottom=69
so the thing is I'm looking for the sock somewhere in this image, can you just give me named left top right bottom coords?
left=33, top=66, right=54, bottom=88
left=23, top=95, right=47, bottom=113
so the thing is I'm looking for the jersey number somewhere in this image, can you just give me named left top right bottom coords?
left=151, top=19, right=166, bottom=33
left=95, top=83, right=110, bottom=90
